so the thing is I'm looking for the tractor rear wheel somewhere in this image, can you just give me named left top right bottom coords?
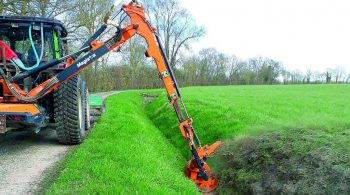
left=54, top=74, right=86, bottom=145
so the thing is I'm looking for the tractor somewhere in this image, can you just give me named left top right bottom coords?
left=0, top=0, right=221, bottom=192
left=0, top=16, right=90, bottom=144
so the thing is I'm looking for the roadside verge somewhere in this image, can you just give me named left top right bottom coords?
left=46, top=91, right=198, bottom=194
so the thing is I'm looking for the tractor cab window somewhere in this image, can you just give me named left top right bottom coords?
left=25, top=31, right=54, bottom=65
left=0, top=25, right=55, bottom=67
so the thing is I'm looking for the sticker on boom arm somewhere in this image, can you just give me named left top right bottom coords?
left=77, top=54, right=97, bottom=68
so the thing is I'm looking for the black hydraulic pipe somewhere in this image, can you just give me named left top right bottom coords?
left=191, top=144, right=209, bottom=181
left=155, top=35, right=202, bottom=146
left=10, top=59, right=61, bottom=82
left=155, top=34, right=182, bottom=98
left=173, top=101, right=185, bottom=122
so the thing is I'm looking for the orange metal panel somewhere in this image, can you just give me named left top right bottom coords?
left=0, top=104, right=40, bottom=115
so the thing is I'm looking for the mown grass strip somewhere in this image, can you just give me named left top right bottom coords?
left=47, top=92, right=199, bottom=194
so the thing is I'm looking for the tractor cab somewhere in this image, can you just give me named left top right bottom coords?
left=0, top=16, right=70, bottom=132
left=0, top=16, right=68, bottom=76
left=0, top=16, right=68, bottom=93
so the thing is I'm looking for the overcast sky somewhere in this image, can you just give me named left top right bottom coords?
left=179, top=0, right=350, bottom=73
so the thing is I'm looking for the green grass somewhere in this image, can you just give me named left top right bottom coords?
left=145, top=84, right=350, bottom=157
left=47, top=92, right=199, bottom=194
left=48, top=84, right=350, bottom=194
left=144, top=84, right=350, bottom=193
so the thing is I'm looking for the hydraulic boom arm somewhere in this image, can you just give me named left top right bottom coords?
left=0, top=0, right=221, bottom=192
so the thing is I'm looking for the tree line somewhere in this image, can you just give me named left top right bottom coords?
left=1, top=0, right=349, bottom=92
left=81, top=46, right=350, bottom=92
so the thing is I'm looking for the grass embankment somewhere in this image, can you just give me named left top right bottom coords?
left=145, top=84, right=350, bottom=194
left=47, top=92, right=199, bottom=194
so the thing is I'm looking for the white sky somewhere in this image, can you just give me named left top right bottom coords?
left=180, top=0, right=350, bottom=73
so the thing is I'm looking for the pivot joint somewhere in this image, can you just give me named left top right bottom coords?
left=160, top=71, right=169, bottom=78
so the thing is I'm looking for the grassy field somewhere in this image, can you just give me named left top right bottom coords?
left=48, top=84, right=350, bottom=194
left=145, top=84, right=350, bottom=193
left=47, top=92, right=199, bottom=194
left=146, top=84, right=350, bottom=157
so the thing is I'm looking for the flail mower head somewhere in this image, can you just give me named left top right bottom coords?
left=184, top=141, right=222, bottom=192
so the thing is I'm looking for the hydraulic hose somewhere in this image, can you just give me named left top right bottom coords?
left=29, top=23, right=45, bottom=69
left=29, top=24, right=40, bottom=66
left=14, top=23, right=46, bottom=71
left=0, top=68, right=59, bottom=102
left=38, top=23, right=45, bottom=66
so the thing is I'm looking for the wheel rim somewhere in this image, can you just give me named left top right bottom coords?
left=77, top=86, right=84, bottom=134
left=86, top=90, right=90, bottom=130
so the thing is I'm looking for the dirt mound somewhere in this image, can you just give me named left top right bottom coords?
left=213, top=129, right=350, bottom=194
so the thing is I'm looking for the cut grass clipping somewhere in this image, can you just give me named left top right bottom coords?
left=47, top=92, right=199, bottom=194
left=145, top=84, right=350, bottom=194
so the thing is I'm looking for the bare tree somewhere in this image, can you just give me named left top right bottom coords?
left=325, top=70, right=332, bottom=83
left=119, top=36, right=149, bottom=89
left=226, top=55, right=241, bottom=85
left=0, top=0, right=7, bottom=14
left=305, top=69, right=313, bottom=83
left=1, top=1, right=30, bottom=15
left=62, top=0, right=112, bottom=91
left=289, top=70, right=304, bottom=83
left=2, top=0, right=70, bottom=17
left=28, top=0, right=73, bottom=18
left=346, top=74, right=350, bottom=83
left=332, top=66, right=346, bottom=83
left=146, top=0, right=205, bottom=68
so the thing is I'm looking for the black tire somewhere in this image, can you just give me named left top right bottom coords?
left=82, top=82, right=91, bottom=131
left=0, top=133, right=5, bottom=142
left=54, top=75, right=86, bottom=145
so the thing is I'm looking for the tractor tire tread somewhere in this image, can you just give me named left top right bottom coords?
left=54, top=75, right=85, bottom=145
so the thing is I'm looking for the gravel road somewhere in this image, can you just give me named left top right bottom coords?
left=0, top=91, right=119, bottom=195
left=0, top=129, right=70, bottom=195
